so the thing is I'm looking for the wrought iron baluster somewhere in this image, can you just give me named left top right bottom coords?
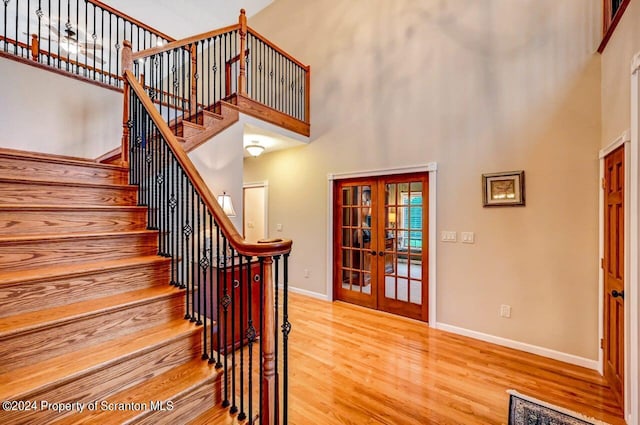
left=246, top=254, right=256, bottom=423
left=180, top=169, right=187, bottom=293
left=238, top=255, right=246, bottom=422
left=282, top=253, right=291, bottom=424
left=221, top=236, right=230, bottom=408
left=169, top=154, right=178, bottom=286
left=259, top=257, right=265, bottom=424
left=229, top=247, right=238, bottom=415
left=188, top=185, right=196, bottom=321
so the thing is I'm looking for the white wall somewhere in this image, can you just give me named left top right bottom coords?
left=188, top=122, right=244, bottom=231
left=245, top=0, right=603, bottom=360
left=0, top=59, right=121, bottom=158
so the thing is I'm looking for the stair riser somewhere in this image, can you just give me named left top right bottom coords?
left=131, top=376, right=220, bottom=425
left=0, top=208, right=148, bottom=236
left=0, top=233, right=158, bottom=271
left=0, top=157, right=128, bottom=185
left=3, top=330, right=202, bottom=425
left=0, top=181, right=137, bottom=206
left=0, top=263, right=170, bottom=318
left=0, top=292, right=185, bottom=374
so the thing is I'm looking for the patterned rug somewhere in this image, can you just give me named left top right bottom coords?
left=507, top=390, right=609, bottom=425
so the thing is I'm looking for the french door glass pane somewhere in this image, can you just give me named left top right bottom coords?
left=340, top=184, right=372, bottom=294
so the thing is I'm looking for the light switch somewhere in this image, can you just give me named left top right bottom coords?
left=441, top=231, right=456, bottom=242
left=276, top=224, right=283, bottom=232
left=461, top=232, right=475, bottom=244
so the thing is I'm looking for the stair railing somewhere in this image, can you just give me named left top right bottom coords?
left=122, top=59, right=292, bottom=424
left=129, top=9, right=310, bottom=135
left=0, top=0, right=173, bottom=89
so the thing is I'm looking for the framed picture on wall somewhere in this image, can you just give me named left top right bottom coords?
left=482, top=171, right=525, bottom=207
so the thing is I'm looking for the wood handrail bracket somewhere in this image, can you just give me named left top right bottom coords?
left=123, top=69, right=292, bottom=258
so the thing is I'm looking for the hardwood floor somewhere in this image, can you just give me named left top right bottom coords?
left=278, top=293, right=623, bottom=425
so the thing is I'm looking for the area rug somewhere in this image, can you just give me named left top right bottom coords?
left=507, top=390, right=609, bottom=425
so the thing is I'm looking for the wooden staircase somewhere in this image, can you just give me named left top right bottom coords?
left=0, top=148, right=223, bottom=424
left=98, top=99, right=239, bottom=165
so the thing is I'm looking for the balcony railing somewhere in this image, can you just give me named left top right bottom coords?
left=131, top=10, right=310, bottom=136
left=0, top=0, right=174, bottom=88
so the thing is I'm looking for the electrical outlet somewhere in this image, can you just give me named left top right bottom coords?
left=304, top=268, right=310, bottom=278
left=500, top=304, right=511, bottom=318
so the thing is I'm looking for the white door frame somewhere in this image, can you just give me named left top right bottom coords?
left=243, top=181, right=269, bottom=241
left=326, top=163, right=438, bottom=325
left=627, top=52, right=640, bottom=425
left=598, top=130, right=630, bottom=413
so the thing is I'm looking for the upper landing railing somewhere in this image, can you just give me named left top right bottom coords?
left=0, top=0, right=174, bottom=88
left=1, top=4, right=311, bottom=133
left=130, top=9, right=310, bottom=134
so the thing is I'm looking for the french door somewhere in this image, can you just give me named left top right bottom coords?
left=333, top=173, right=428, bottom=321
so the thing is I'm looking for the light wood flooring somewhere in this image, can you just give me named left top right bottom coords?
left=197, top=292, right=625, bottom=424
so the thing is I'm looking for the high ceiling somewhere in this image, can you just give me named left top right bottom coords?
left=102, top=0, right=273, bottom=39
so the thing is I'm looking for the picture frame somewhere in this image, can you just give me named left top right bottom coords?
left=482, top=171, right=525, bottom=207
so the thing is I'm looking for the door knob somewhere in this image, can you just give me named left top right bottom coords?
left=612, top=289, right=625, bottom=300
left=378, top=251, right=384, bottom=256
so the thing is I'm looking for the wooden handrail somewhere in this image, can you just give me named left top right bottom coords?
left=0, top=34, right=123, bottom=82
left=88, top=0, right=175, bottom=43
left=123, top=69, right=292, bottom=257
left=246, top=26, right=309, bottom=70
left=131, top=24, right=240, bottom=61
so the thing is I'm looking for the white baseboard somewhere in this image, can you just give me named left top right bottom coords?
left=280, top=285, right=330, bottom=301
left=436, top=322, right=599, bottom=371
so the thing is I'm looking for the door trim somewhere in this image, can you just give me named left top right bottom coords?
left=599, top=132, right=630, bottom=412
left=327, top=163, right=438, bottom=325
left=628, top=52, right=640, bottom=425
left=243, top=181, right=269, bottom=241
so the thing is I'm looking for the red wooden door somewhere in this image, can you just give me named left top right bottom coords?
left=603, top=145, right=625, bottom=406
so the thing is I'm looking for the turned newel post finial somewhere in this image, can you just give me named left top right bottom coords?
left=122, top=40, right=133, bottom=74
left=238, top=8, right=248, bottom=95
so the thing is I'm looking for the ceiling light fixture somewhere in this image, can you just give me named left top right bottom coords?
left=245, top=141, right=265, bottom=157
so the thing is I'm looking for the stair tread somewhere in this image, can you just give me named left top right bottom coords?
left=0, top=255, right=170, bottom=286
left=202, top=110, right=224, bottom=120
left=0, top=176, right=137, bottom=189
left=189, top=403, right=233, bottom=425
left=0, top=285, right=182, bottom=337
left=182, top=121, right=206, bottom=130
left=0, top=147, right=127, bottom=170
left=0, top=319, right=201, bottom=401
left=0, top=204, right=146, bottom=211
left=53, top=359, right=219, bottom=425
left=0, top=229, right=157, bottom=243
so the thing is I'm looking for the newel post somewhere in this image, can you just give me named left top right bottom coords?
left=238, top=8, right=248, bottom=96
left=190, top=44, right=198, bottom=115
left=30, top=34, right=39, bottom=61
left=261, top=256, right=279, bottom=425
left=121, top=40, right=133, bottom=167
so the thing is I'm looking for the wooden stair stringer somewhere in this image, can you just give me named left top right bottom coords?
left=181, top=101, right=239, bottom=152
